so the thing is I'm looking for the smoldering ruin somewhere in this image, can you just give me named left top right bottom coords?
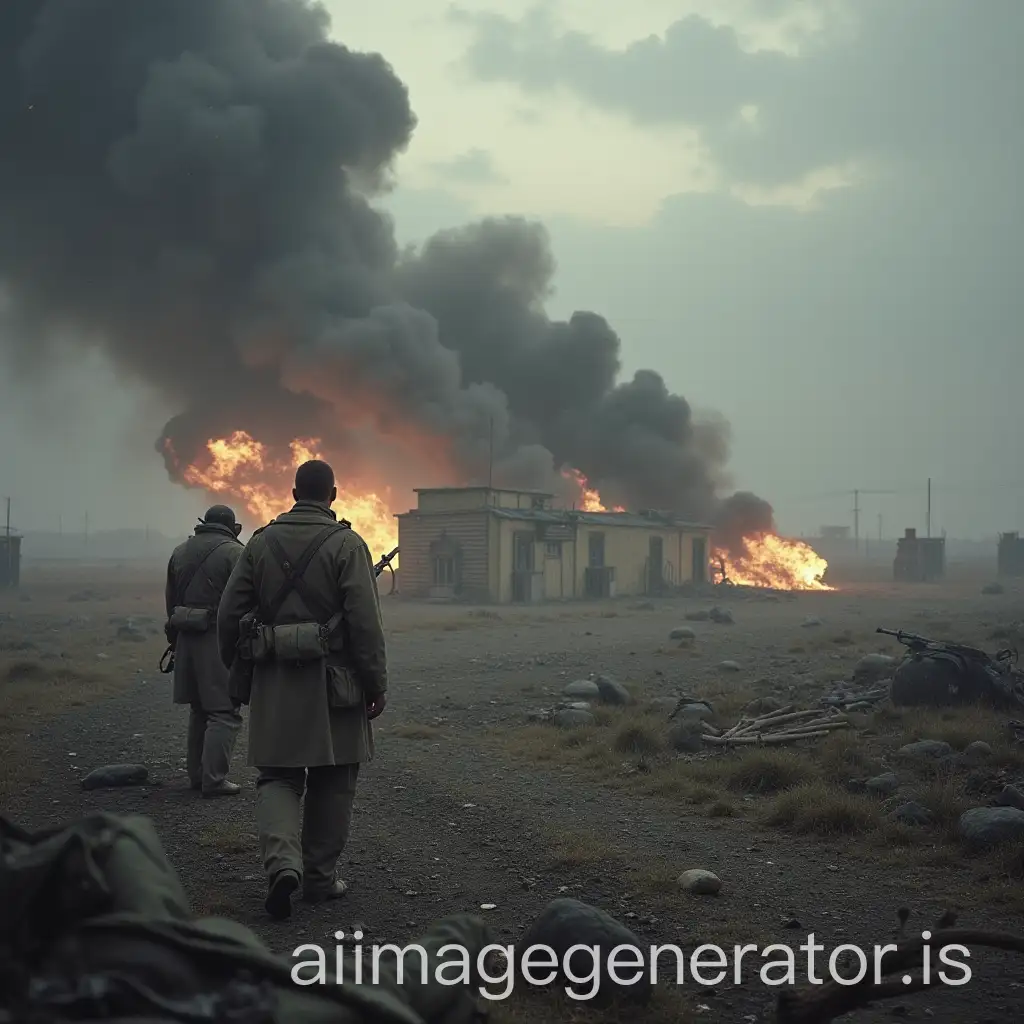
left=1, top=0, right=770, bottom=554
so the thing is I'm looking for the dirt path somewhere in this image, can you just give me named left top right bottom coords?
left=7, top=581, right=1024, bottom=1023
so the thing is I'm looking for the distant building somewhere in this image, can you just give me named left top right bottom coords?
left=997, top=532, right=1024, bottom=577
left=893, top=527, right=945, bottom=582
left=395, top=487, right=714, bottom=603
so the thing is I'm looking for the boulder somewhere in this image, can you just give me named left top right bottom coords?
left=518, top=899, right=652, bottom=1005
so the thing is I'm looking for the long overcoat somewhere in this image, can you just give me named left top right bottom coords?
left=217, top=501, right=388, bottom=768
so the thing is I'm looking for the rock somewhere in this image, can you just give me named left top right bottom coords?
left=669, top=626, right=696, bottom=640
left=852, top=653, right=897, bottom=683
left=959, top=806, right=1024, bottom=850
left=897, top=739, right=953, bottom=761
left=709, top=606, right=734, bottom=625
left=865, top=772, right=900, bottom=797
left=982, top=582, right=1005, bottom=595
left=743, top=696, right=784, bottom=715
left=563, top=679, right=600, bottom=699
left=801, top=617, right=823, bottom=628
left=673, top=702, right=715, bottom=723
left=717, top=660, right=741, bottom=673
left=963, top=740, right=992, bottom=761
left=552, top=709, right=595, bottom=729
left=677, top=869, right=722, bottom=895
left=684, top=609, right=710, bottom=621
left=595, top=674, right=632, bottom=706
left=560, top=701, right=592, bottom=712
left=995, top=785, right=1024, bottom=812
left=519, top=898, right=652, bottom=1005
left=526, top=710, right=552, bottom=723
left=81, top=764, right=149, bottom=790
left=890, top=801, right=935, bottom=827
left=667, top=723, right=705, bottom=753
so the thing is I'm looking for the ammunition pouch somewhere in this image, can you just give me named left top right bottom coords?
left=327, top=664, right=364, bottom=709
left=168, top=606, right=211, bottom=634
left=261, top=621, right=328, bottom=664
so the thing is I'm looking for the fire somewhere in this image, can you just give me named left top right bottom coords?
left=713, top=533, right=832, bottom=591
left=561, top=468, right=625, bottom=513
left=181, top=430, right=398, bottom=559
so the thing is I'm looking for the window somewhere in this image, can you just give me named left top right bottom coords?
left=545, top=541, right=561, bottom=559
left=433, top=555, right=455, bottom=586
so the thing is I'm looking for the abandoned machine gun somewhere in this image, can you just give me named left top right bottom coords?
left=876, top=627, right=1024, bottom=709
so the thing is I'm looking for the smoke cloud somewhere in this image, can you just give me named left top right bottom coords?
left=0, top=0, right=771, bottom=546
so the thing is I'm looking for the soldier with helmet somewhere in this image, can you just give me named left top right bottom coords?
left=165, top=504, right=245, bottom=798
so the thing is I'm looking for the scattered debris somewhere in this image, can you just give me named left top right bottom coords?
left=801, top=616, right=823, bottom=628
left=708, top=606, right=734, bottom=625
left=896, top=739, right=953, bottom=762
left=669, top=626, right=696, bottom=640
left=717, top=660, right=741, bottom=673
left=707, top=705, right=850, bottom=747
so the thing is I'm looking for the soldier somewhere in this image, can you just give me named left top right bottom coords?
left=217, top=459, right=388, bottom=920
left=165, top=505, right=245, bottom=798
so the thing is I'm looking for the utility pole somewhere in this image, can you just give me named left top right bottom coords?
left=926, top=478, right=931, bottom=538
left=5, top=498, right=10, bottom=586
left=84, top=512, right=89, bottom=546
left=853, top=490, right=860, bottom=555
left=878, top=513, right=883, bottom=542
left=486, top=417, right=494, bottom=491
left=58, top=513, right=63, bottom=536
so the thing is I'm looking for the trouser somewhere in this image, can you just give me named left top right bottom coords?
left=255, top=763, right=360, bottom=895
left=187, top=703, right=242, bottom=791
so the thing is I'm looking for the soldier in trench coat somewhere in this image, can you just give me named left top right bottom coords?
left=217, top=459, right=388, bottom=920
left=165, top=505, right=245, bottom=797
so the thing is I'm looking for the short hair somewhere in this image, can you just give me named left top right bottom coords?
left=294, top=460, right=335, bottom=502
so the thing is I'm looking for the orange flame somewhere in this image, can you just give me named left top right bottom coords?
left=561, top=468, right=625, bottom=513
left=713, top=533, right=832, bottom=591
left=182, top=430, right=398, bottom=559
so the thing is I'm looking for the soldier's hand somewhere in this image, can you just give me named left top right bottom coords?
left=366, top=693, right=387, bottom=720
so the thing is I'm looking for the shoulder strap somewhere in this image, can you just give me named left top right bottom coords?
left=175, top=538, right=234, bottom=607
left=260, top=524, right=348, bottom=625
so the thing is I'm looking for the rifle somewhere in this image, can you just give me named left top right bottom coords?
left=374, top=546, right=399, bottom=595
left=875, top=627, right=992, bottom=662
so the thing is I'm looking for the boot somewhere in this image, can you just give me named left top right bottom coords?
left=202, top=780, right=241, bottom=799
left=303, top=877, right=349, bottom=903
left=265, top=868, right=300, bottom=920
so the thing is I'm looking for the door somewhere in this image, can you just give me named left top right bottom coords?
left=692, top=536, right=707, bottom=583
left=648, top=536, right=664, bottom=592
left=588, top=532, right=605, bottom=567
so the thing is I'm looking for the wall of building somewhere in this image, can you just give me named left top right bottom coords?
left=415, top=489, right=551, bottom=514
left=568, top=525, right=704, bottom=598
left=493, top=519, right=576, bottom=603
left=395, top=512, right=491, bottom=599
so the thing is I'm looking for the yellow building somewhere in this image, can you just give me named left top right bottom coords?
left=395, top=486, right=713, bottom=603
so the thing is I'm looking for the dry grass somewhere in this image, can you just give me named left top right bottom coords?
left=548, top=830, right=623, bottom=869
left=766, top=783, right=879, bottom=836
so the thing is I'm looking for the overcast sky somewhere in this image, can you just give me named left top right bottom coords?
left=1, top=0, right=1021, bottom=540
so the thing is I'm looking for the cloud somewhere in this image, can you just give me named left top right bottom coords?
left=430, top=146, right=507, bottom=184
left=454, top=0, right=1024, bottom=187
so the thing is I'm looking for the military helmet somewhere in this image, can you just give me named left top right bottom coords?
left=199, top=505, right=242, bottom=535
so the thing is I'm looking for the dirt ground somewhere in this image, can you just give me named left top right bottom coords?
left=2, top=559, right=1024, bottom=1024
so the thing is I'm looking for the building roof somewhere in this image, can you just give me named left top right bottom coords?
left=412, top=486, right=555, bottom=497
left=396, top=504, right=712, bottom=531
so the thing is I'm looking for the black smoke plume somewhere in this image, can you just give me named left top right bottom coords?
left=0, top=0, right=765, bottom=541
